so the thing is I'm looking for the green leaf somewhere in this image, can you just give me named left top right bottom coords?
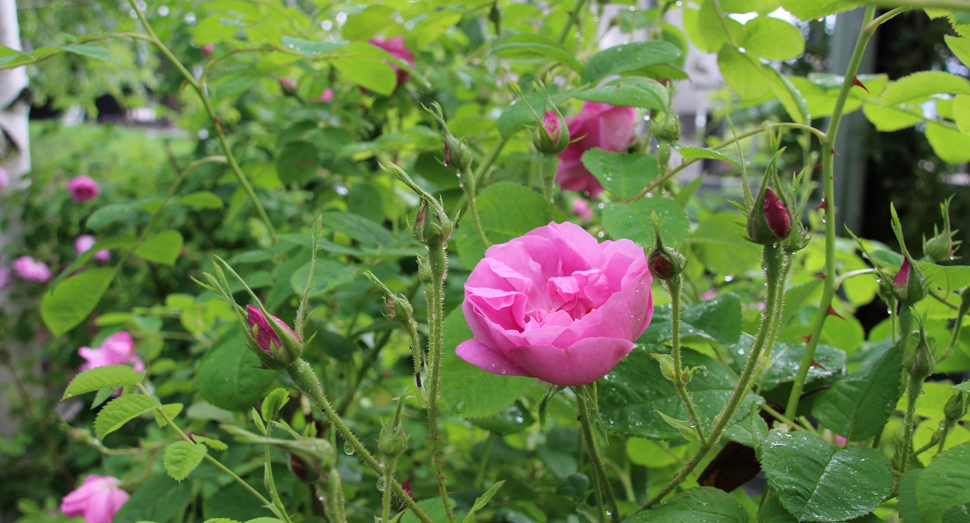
left=581, top=148, right=658, bottom=201
left=954, top=94, right=970, bottom=135
left=275, top=141, right=319, bottom=185
left=915, top=442, right=970, bottom=523
left=926, top=121, right=970, bottom=164
left=95, top=394, right=159, bottom=440
left=164, top=441, right=208, bottom=481
left=62, top=43, right=112, bottom=61
left=761, top=431, right=893, bottom=522
left=676, top=146, right=743, bottom=166
left=194, top=435, right=229, bottom=451
left=261, top=388, right=290, bottom=422
left=340, top=4, right=394, bottom=41
left=780, top=0, right=854, bottom=20
left=113, top=474, right=192, bottom=523
left=203, top=483, right=266, bottom=521
left=718, top=47, right=771, bottom=101
left=572, top=77, right=668, bottom=110
left=176, top=191, right=224, bottom=210
left=402, top=498, right=450, bottom=523
left=318, top=211, right=394, bottom=247
left=492, top=34, right=584, bottom=74
left=407, top=9, right=463, bottom=49
left=153, top=403, right=184, bottom=427
left=86, top=202, right=142, bottom=231
left=331, top=54, right=396, bottom=96
left=496, top=90, right=575, bottom=139
left=463, top=481, right=506, bottom=523
left=947, top=35, right=970, bottom=68
left=627, top=438, right=680, bottom=467
left=469, top=401, right=535, bottom=434
left=740, top=16, right=804, bottom=61
left=762, top=63, right=810, bottom=124
left=730, top=335, right=846, bottom=391
left=455, top=183, right=566, bottom=269
left=692, top=1, right=746, bottom=54
left=899, top=469, right=924, bottom=523
left=42, top=268, right=117, bottom=336
left=197, top=329, right=276, bottom=411
left=279, top=36, right=347, bottom=57
left=63, top=365, right=143, bottom=399
left=582, top=40, right=682, bottom=84
left=690, top=213, right=761, bottom=275
left=862, top=103, right=923, bottom=131
left=440, top=307, right=533, bottom=419
left=625, top=487, right=750, bottom=522
left=289, top=259, right=357, bottom=297
left=812, top=337, right=903, bottom=441
left=598, top=347, right=737, bottom=439
left=882, top=71, right=970, bottom=106
left=723, top=401, right=769, bottom=448
left=641, top=294, right=743, bottom=347
left=134, top=230, right=184, bottom=266
left=601, top=197, right=689, bottom=247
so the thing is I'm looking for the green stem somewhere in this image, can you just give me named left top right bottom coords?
left=474, top=433, right=496, bottom=488
left=263, top=431, right=293, bottom=523
left=126, top=0, right=277, bottom=242
left=285, top=360, right=435, bottom=523
left=382, top=456, right=398, bottom=523
left=784, top=5, right=876, bottom=421
left=898, top=305, right=916, bottom=340
left=461, top=165, right=491, bottom=249
left=424, top=243, right=458, bottom=523
left=577, top=387, right=621, bottom=523
left=558, top=0, right=590, bottom=44
left=640, top=245, right=789, bottom=511
left=938, top=422, right=953, bottom=454
left=863, top=0, right=970, bottom=9
left=668, top=275, right=706, bottom=443
left=898, top=373, right=923, bottom=472
left=539, top=154, right=559, bottom=202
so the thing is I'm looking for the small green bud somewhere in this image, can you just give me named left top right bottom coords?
left=379, top=394, right=410, bottom=457
left=945, top=391, right=969, bottom=422
left=904, top=325, right=936, bottom=381
left=411, top=200, right=454, bottom=246
left=651, top=110, right=681, bottom=142
left=923, top=197, right=960, bottom=263
left=647, top=215, right=686, bottom=281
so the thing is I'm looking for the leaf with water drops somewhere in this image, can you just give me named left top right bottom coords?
left=602, top=197, right=689, bottom=248
left=641, top=294, right=743, bottom=348
left=624, top=487, right=750, bottom=522
left=761, top=430, right=892, bottom=522
left=581, top=148, right=658, bottom=201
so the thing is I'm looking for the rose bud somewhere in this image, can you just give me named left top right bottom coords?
left=60, top=475, right=129, bottom=523
left=535, top=110, right=569, bottom=155
left=945, top=391, right=969, bottom=422
left=456, top=222, right=653, bottom=386
left=747, top=187, right=792, bottom=244
left=904, top=324, right=936, bottom=380
left=288, top=453, right=320, bottom=483
left=647, top=216, right=686, bottom=281
left=923, top=197, right=960, bottom=263
left=246, top=305, right=303, bottom=368
left=202, top=43, right=214, bottom=57
left=68, top=175, right=101, bottom=202
left=650, top=109, right=681, bottom=143
left=279, top=78, right=298, bottom=96
left=892, top=256, right=927, bottom=305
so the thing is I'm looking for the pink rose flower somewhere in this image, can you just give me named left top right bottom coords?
left=556, top=102, right=637, bottom=198
left=369, top=36, right=415, bottom=85
left=0, top=167, right=8, bottom=189
left=202, top=43, right=214, bottom=57
left=79, top=331, right=145, bottom=373
left=68, top=175, right=101, bottom=202
left=60, top=475, right=129, bottom=523
left=834, top=435, right=847, bottom=448
left=571, top=198, right=593, bottom=223
left=0, top=265, right=10, bottom=290
left=75, top=235, right=111, bottom=262
left=456, top=221, right=653, bottom=386
left=247, top=305, right=301, bottom=355
left=12, top=256, right=51, bottom=283
left=318, top=88, right=334, bottom=103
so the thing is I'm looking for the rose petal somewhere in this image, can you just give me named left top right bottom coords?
left=506, top=337, right=635, bottom=386
left=456, top=338, right=532, bottom=378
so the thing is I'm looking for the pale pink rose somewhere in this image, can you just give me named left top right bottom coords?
left=317, top=88, right=334, bottom=103
left=79, top=331, right=144, bottom=373
left=68, top=175, right=101, bottom=202
left=0, top=167, right=8, bottom=189
left=701, top=289, right=716, bottom=301
left=369, top=36, right=415, bottom=85
left=556, top=102, right=637, bottom=198
left=60, top=475, right=129, bottom=523
left=75, top=235, right=110, bottom=262
left=456, top=221, right=653, bottom=386
left=834, top=435, right=847, bottom=447
left=0, top=265, right=10, bottom=290
left=247, top=305, right=301, bottom=355
left=12, top=256, right=51, bottom=283
left=571, top=198, right=593, bottom=223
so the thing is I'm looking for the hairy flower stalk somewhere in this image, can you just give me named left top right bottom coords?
left=896, top=317, right=936, bottom=475
left=576, top=386, right=620, bottom=523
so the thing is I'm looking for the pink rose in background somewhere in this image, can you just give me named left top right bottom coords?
left=202, top=43, right=214, bottom=57
left=0, top=167, right=8, bottom=189
left=247, top=305, right=301, bottom=354
left=75, top=235, right=111, bottom=262
left=369, top=36, right=415, bottom=85
left=0, top=265, right=10, bottom=290
left=60, top=475, right=129, bottom=523
left=556, top=102, right=637, bottom=198
left=318, top=88, right=334, bottom=103
left=13, top=256, right=51, bottom=283
left=68, top=175, right=101, bottom=202
left=456, top=221, right=653, bottom=386
left=834, top=435, right=847, bottom=448
left=571, top=198, right=593, bottom=223
left=279, top=78, right=297, bottom=90
left=79, top=331, right=145, bottom=373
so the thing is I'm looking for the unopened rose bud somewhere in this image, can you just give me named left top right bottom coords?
left=279, top=78, right=298, bottom=96
left=904, top=327, right=936, bottom=381
left=945, top=391, right=969, bottom=422
left=246, top=305, right=303, bottom=368
left=923, top=197, right=960, bottom=263
left=892, top=256, right=928, bottom=305
left=443, top=134, right=473, bottom=171
left=378, top=420, right=408, bottom=457
left=535, top=110, right=569, bottom=154
left=288, top=453, right=320, bottom=483
left=651, top=109, right=681, bottom=142
left=202, top=44, right=214, bottom=57
left=747, top=187, right=793, bottom=244
left=647, top=214, right=686, bottom=281
left=410, top=200, right=453, bottom=247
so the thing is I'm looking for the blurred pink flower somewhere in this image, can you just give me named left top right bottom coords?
left=369, top=36, right=415, bottom=85
left=318, top=88, right=334, bottom=103
left=571, top=198, right=593, bottom=222
left=60, top=475, right=129, bottom=523
left=701, top=289, right=716, bottom=301
left=79, top=331, right=145, bottom=373
left=0, top=167, right=8, bottom=189
left=75, top=235, right=110, bottom=262
left=834, top=435, right=847, bottom=447
left=279, top=78, right=297, bottom=91
left=68, top=175, right=101, bottom=202
left=202, top=43, right=214, bottom=57
left=556, top=102, right=637, bottom=198
left=12, top=256, right=51, bottom=283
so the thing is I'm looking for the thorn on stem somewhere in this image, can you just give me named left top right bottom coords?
left=827, top=305, right=846, bottom=321
left=812, top=162, right=824, bottom=170
left=853, top=76, right=870, bottom=94
left=813, top=198, right=827, bottom=211
left=797, top=334, right=811, bottom=343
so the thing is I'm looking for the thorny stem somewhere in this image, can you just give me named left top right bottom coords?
left=263, top=426, right=293, bottom=523
left=558, top=0, right=590, bottom=44
left=640, top=245, right=789, bottom=511
left=784, top=5, right=877, bottom=421
left=127, top=0, right=277, bottom=242
left=285, top=360, right=435, bottom=523
left=461, top=165, right=491, bottom=249
left=668, top=275, right=706, bottom=443
left=382, top=456, right=398, bottom=523
left=424, top=242, right=458, bottom=523
left=898, top=372, right=923, bottom=474
left=577, top=387, right=621, bottom=523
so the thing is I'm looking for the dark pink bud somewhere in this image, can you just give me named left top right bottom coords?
left=279, top=78, right=297, bottom=90
left=543, top=110, right=561, bottom=141
left=892, top=257, right=911, bottom=290
left=763, top=188, right=792, bottom=239
left=202, top=44, right=214, bottom=57
left=247, top=305, right=300, bottom=355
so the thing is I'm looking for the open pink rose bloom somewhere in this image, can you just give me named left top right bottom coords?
left=60, top=475, right=129, bottom=523
left=556, top=102, right=637, bottom=198
left=79, top=331, right=145, bottom=372
left=457, top=221, right=653, bottom=386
